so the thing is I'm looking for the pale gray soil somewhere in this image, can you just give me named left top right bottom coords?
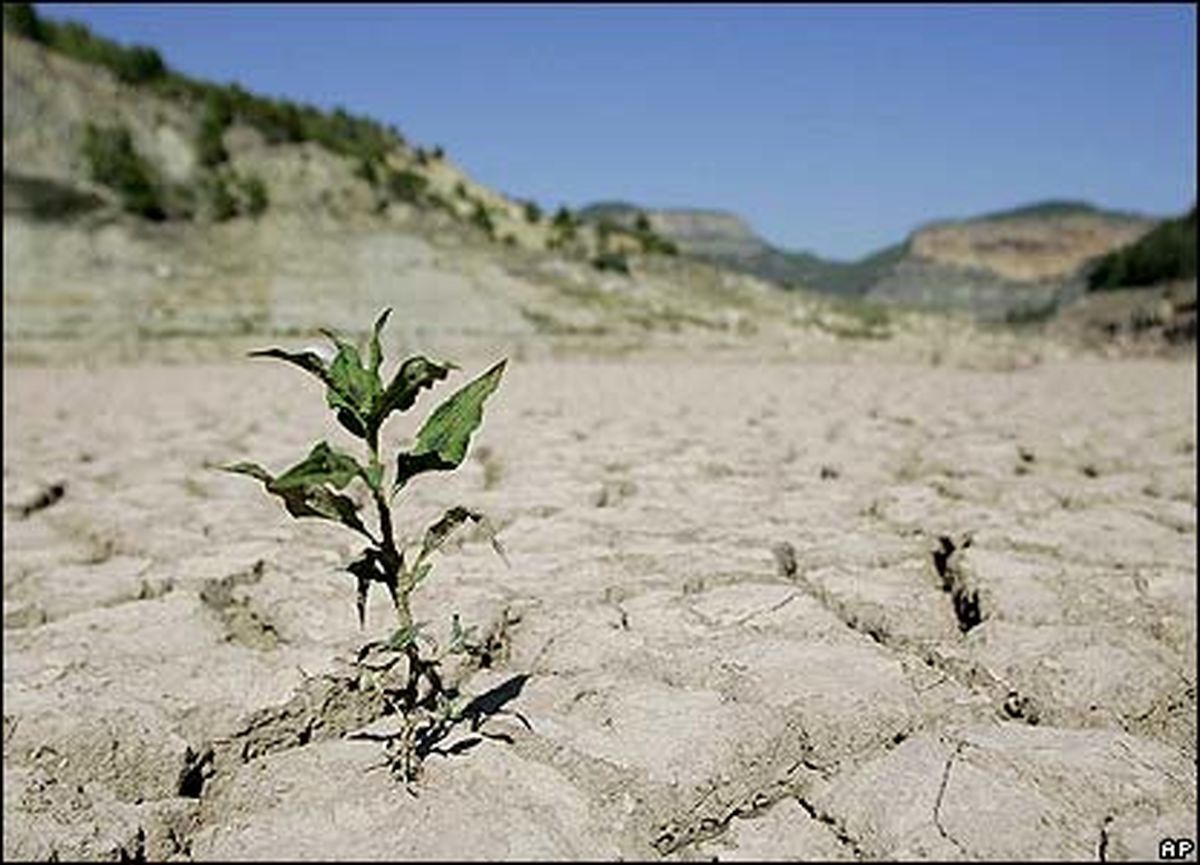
left=3, top=355, right=1196, bottom=861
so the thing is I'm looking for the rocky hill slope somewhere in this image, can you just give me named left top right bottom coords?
left=867, top=202, right=1157, bottom=321
left=583, top=201, right=1160, bottom=321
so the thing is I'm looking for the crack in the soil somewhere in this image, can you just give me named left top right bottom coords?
left=651, top=766, right=808, bottom=858
left=932, top=740, right=968, bottom=857
left=1097, top=814, right=1113, bottom=863
left=646, top=719, right=845, bottom=858
left=794, top=793, right=868, bottom=860
left=735, top=591, right=799, bottom=628
left=768, top=537, right=1043, bottom=738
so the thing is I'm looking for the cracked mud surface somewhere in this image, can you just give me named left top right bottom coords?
left=4, top=355, right=1196, bottom=860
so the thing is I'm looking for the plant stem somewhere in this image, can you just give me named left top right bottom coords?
left=366, top=439, right=411, bottom=631
left=366, top=438, right=429, bottom=718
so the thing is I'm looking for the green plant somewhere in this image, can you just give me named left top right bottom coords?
left=80, top=122, right=166, bottom=220
left=591, top=251, right=630, bottom=275
left=204, top=172, right=238, bottom=222
left=470, top=202, right=496, bottom=238
left=3, top=2, right=46, bottom=41
left=522, top=200, right=542, bottom=224
left=387, top=168, right=428, bottom=204
left=239, top=173, right=269, bottom=217
left=196, top=92, right=232, bottom=168
left=222, top=309, right=510, bottom=785
left=356, top=156, right=380, bottom=186
left=1088, top=205, right=1197, bottom=290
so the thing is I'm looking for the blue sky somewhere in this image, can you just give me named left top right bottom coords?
left=37, top=3, right=1197, bottom=260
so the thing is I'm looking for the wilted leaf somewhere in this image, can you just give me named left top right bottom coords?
left=248, top=347, right=330, bottom=385
left=394, top=359, right=506, bottom=490
left=222, top=461, right=273, bottom=484
left=347, top=548, right=391, bottom=628
left=421, top=506, right=480, bottom=558
left=415, top=505, right=509, bottom=569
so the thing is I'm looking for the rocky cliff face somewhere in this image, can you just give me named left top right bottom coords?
left=867, top=205, right=1157, bottom=320
left=908, top=211, right=1154, bottom=283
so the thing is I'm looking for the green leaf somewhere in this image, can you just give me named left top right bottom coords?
left=387, top=621, right=428, bottom=652
left=363, top=459, right=384, bottom=494
left=248, top=342, right=371, bottom=439
left=223, top=446, right=372, bottom=539
left=368, top=308, right=392, bottom=379
left=409, top=561, right=432, bottom=588
left=271, top=442, right=365, bottom=491
left=394, top=359, right=506, bottom=490
left=447, top=613, right=478, bottom=655
left=279, top=481, right=369, bottom=535
left=371, top=355, right=456, bottom=436
left=322, top=329, right=382, bottom=439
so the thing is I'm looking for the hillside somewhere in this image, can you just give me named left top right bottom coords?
left=865, top=204, right=1157, bottom=321
left=3, top=6, right=1183, bottom=362
left=2, top=21, right=869, bottom=364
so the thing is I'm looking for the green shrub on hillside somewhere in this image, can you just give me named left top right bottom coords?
left=355, top=156, right=380, bottom=186
left=204, top=172, right=238, bottom=222
left=592, top=251, right=631, bottom=275
left=470, top=202, right=496, bottom=238
left=386, top=168, right=429, bottom=204
left=196, top=92, right=232, bottom=167
left=552, top=206, right=576, bottom=230
left=639, top=232, right=679, bottom=256
left=3, top=3, right=46, bottom=41
left=80, top=122, right=166, bottom=220
left=1088, top=206, right=1197, bottom=290
left=38, top=16, right=166, bottom=85
left=522, top=200, right=542, bottom=224
left=239, top=173, right=269, bottom=217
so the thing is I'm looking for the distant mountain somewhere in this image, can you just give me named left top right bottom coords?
left=869, top=203, right=1157, bottom=320
left=581, top=199, right=1162, bottom=320
left=578, top=202, right=899, bottom=297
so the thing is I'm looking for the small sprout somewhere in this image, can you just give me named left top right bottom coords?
left=222, top=308, right=514, bottom=784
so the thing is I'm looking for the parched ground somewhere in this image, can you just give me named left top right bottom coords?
left=3, top=353, right=1196, bottom=861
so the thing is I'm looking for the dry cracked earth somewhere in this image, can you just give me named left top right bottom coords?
left=3, top=354, right=1197, bottom=860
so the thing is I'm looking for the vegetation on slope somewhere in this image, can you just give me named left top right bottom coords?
left=4, top=2, right=405, bottom=170
left=1087, top=205, right=1197, bottom=291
